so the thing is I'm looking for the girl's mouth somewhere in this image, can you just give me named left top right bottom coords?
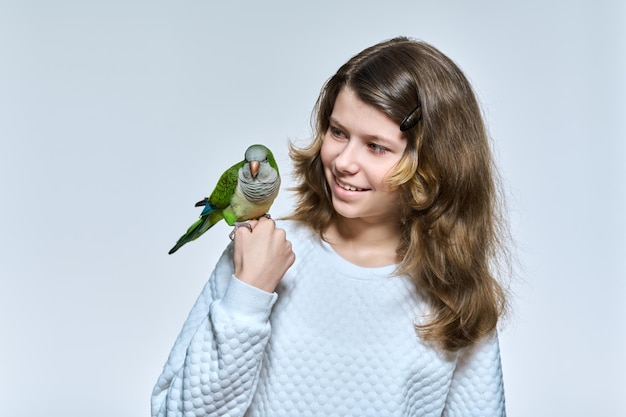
left=336, top=178, right=368, bottom=192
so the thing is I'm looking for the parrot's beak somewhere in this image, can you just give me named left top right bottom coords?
left=250, top=160, right=260, bottom=178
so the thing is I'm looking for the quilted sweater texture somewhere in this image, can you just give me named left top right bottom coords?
left=152, top=220, right=506, bottom=417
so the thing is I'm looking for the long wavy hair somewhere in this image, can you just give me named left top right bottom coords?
left=288, top=37, right=509, bottom=351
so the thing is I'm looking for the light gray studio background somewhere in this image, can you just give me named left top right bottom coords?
left=1, top=1, right=624, bottom=416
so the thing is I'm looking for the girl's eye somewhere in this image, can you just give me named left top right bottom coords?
left=368, top=143, right=387, bottom=154
left=329, top=126, right=345, bottom=138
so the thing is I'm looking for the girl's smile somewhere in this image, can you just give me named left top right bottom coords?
left=335, top=178, right=369, bottom=192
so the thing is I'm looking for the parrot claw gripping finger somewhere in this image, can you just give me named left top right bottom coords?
left=229, top=221, right=253, bottom=240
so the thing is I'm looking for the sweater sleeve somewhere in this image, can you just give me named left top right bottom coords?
left=151, top=244, right=278, bottom=417
left=442, top=331, right=506, bottom=417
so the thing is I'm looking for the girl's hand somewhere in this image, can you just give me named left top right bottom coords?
left=232, top=216, right=295, bottom=293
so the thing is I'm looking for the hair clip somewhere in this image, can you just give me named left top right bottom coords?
left=399, top=104, right=422, bottom=132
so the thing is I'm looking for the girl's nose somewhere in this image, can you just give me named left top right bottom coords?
left=334, top=141, right=360, bottom=174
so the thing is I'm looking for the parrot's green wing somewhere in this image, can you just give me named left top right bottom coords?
left=207, top=160, right=245, bottom=208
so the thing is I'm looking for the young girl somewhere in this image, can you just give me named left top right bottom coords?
left=152, top=36, right=509, bottom=417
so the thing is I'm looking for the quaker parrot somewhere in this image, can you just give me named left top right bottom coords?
left=168, top=144, right=280, bottom=254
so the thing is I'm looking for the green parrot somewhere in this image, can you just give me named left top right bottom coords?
left=168, top=144, right=280, bottom=254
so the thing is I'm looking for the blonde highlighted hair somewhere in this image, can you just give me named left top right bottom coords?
left=288, top=37, right=509, bottom=351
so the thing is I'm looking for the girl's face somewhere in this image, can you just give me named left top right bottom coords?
left=320, top=87, right=408, bottom=224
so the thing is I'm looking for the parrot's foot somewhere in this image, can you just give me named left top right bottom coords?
left=263, top=213, right=276, bottom=226
left=229, top=221, right=253, bottom=240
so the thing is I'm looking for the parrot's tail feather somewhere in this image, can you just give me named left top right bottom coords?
left=167, top=211, right=224, bottom=255
left=167, top=217, right=208, bottom=255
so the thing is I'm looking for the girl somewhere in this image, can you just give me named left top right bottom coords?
left=152, top=36, right=509, bottom=417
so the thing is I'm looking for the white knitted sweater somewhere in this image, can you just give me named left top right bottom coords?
left=152, top=220, right=506, bottom=416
